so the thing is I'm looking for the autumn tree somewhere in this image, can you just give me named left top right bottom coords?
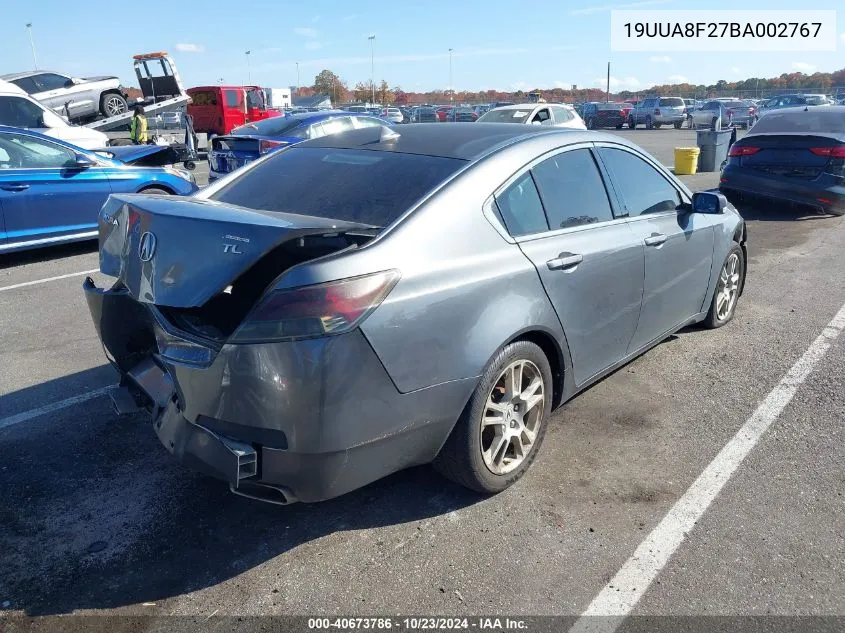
left=377, top=80, right=394, bottom=105
left=313, top=69, right=348, bottom=103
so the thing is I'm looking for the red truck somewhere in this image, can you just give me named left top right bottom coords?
left=187, top=85, right=281, bottom=136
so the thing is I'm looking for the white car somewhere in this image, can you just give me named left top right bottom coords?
left=476, top=103, right=586, bottom=129
left=0, top=80, right=108, bottom=150
left=381, top=107, right=404, bottom=124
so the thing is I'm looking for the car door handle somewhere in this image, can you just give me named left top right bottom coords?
left=547, top=252, right=583, bottom=270
left=644, top=233, right=668, bottom=247
left=0, top=184, right=30, bottom=192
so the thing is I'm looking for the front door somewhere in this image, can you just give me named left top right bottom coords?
left=494, top=146, right=645, bottom=386
left=0, top=130, right=111, bottom=247
left=596, top=145, right=716, bottom=352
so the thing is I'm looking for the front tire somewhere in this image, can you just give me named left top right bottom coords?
left=139, top=187, right=172, bottom=195
left=433, top=341, right=552, bottom=494
left=703, top=245, right=745, bottom=328
left=628, top=116, right=636, bottom=129
left=645, top=116, right=654, bottom=130
left=674, top=121, right=683, bottom=129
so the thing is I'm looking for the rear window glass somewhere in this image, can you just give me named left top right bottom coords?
left=479, top=109, right=530, bottom=123
left=207, top=147, right=466, bottom=227
left=749, top=110, right=845, bottom=135
left=659, top=98, right=685, bottom=107
left=232, top=116, right=305, bottom=137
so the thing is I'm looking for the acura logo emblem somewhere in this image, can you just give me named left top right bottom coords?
left=138, top=232, right=157, bottom=262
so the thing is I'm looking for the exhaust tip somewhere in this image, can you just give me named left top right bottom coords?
left=229, top=482, right=298, bottom=506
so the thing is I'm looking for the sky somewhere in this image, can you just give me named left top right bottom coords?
left=1, top=0, right=843, bottom=93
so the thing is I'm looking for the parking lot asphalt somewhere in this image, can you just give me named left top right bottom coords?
left=1, top=127, right=843, bottom=624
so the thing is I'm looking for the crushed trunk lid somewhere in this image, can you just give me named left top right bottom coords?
left=98, top=194, right=375, bottom=308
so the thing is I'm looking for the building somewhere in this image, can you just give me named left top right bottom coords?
left=292, top=93, right=333, bottom=109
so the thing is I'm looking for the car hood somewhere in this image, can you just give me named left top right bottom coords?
left=92, top=144, right=168, bottom=164
left=81, top=75, right=120, bottom=83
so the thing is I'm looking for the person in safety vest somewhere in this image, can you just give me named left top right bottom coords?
left=130, top=106, right=148, bottom=144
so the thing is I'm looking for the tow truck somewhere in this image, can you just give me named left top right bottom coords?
left=83, top=52, right=190, bottom=134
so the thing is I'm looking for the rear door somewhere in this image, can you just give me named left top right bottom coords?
left=187, top=89, right=222, bottom=133
left=596, top=145, right=716, bottom=352
left=223, top=89, right=246, bottom=133
left=496, top=145, right=645, bottom=386
left=0, top=131, right=112, bottom=247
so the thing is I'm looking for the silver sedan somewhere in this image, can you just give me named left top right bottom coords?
left=84, top=123, right=747, bottom=504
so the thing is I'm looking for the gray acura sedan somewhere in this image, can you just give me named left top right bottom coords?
left=84, top=123, right=747, bottom=504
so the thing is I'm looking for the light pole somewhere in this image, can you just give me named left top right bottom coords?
left=368, top=35, right=376, bottom=105
left=245, top=50, right=251, bottom=85
left=448, top=48, right=454, bottom=105
left=296, top=62, right=300, bottom=95
left=25, top=23, right=38, bottom=70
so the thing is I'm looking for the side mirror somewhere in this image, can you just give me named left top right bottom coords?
left=73, top=153, right=96, bottom=169
left=691, top=191, right=727, bottom=214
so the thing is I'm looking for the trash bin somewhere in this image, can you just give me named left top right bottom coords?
left=674, top=147, right=700, bottom=175
left=696, top=129, right=733, bottom=172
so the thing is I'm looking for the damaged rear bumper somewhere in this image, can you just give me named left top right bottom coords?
left=83, top=277, right=475, bottom=504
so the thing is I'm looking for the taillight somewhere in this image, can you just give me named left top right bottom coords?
left=728, top=146, right=761, bottom=157
left=230, top=270, right=401, bottom=343
left=809, top=146, right=845, bottom=157
left=259, top=139, right=286, bottom=154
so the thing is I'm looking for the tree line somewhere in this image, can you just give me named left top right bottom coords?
left=301, top=68, right=845, bottom=105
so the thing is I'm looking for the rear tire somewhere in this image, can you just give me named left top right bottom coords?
left=139, top=187, right=172, bottom=195
left=645, top=116, right=654, bottom=130
left=615, top=123, right=624, bottom=129
left=703, top=244, right=745, bottom=329
left=100, top=92, right=128, bottom=118
left=653, top=122, right=662, bottom=129
left=433, top=341, right=552, bottom=494
left=674, top=121, right=683, bottom=129
left=628, top=116, right=636, bottom=129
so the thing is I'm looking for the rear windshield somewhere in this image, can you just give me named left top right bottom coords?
left=659, top=98, right=685, bottom=107
left=749, top=110, right=845, bottom=135
left=207, top=147, right=467, bottom=227
left=232, top=116, right=304, bottom=137
left=479, top=108, right=531, bottom=123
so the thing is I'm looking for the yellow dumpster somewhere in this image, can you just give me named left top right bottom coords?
left=674, top=147, right=700, bottom=175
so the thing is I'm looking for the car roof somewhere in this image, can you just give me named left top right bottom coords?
left=0, top=79, right=28, bottom=95
left=295, top=122, right=627, bottom=161
left=1, top=71, right=67, bottom=81
left=0, top=124, right=80, bottom=148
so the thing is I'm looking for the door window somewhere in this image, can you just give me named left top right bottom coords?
left=0, top=131, right=76, bottom=168
left=352, top=116, right=384, bottom=129
left=551, top=106, right=573, bottom=123
left=494, top=172, right=549, bottom=237
left=33, top=73, right=71, bottom=92
left=531, top=108, right=551, bottom=124
left=0, top=96, right=48, bottom=128
left=531, top=149, right=615, bottom=229
left=598, top=148, right=681, bottom=217
left=311, top=117, right=354, bottom=138
left=224, top=90, right=241, bottom=108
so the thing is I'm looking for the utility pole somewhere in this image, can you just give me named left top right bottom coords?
left=368, top=35, right=376, bottom=105
left=606, top=61, right=610, bottom=102
left=296, top=62, right=300, bottom=95
left=449, top=48, right=454, bottom=105
left=25, top=23, right=38, bottom=70
left=245, top=50, right=251, bottom=85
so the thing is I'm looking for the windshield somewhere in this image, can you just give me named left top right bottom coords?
left=207, top=147, right=467, bottom=227
left=659, top=98, right=685, bottom=107
left=478, top=108, right=530, bottom=123
left=232, top=116, right=304, bottom=137
left=749, top=109, right=845, bottom=134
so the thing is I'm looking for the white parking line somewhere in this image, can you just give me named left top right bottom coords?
left=0, top=269, right=99, bottom=293
left=0, top=386, right=112, bottom=431
left=570, top=300, right=845, bottom=633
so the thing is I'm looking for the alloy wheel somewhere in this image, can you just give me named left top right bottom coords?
left=480, top=359, right=545, bottom=475
left=105, top=96, right=126, bottom=116
left=716, top=253, right=741, bottom=321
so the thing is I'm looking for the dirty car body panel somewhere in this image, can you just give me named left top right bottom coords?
left=84, top=123, right=745, bottom=503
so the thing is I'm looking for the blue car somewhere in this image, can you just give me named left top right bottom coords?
left=0, top=126, right=198, bottom=254
left=208, top=111, right=390, bottom=181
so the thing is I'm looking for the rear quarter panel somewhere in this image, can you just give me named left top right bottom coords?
left=274, top=137, right=574, bottom=395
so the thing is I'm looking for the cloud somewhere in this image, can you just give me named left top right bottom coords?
left=265, top=47, right=283, bottom=54
left=312, top=15, right=320, bottom=23
left=305, top=41, right=325, bottom=51
left=294, top=27, right=319, bottom=38
left=293, top=46, right=534, bottom=68
left=511, top=81, right=528, bottom=91
left=554, top=80, right=575, bottom=89
left=175, top=43, right=204, bottom=53
left=343, top=14, right=357, bottom=21
left=731, top=66, right=741, bottom=73
left=596, top=75, right=641, bottom=90
left=667, top=74, right=689, bottom=83
left=792, top=62, right=815, bottom=72
left=840, top=32, right=845, bottom=42
left=649, top=55, right=671, bottom=63
left=570, top=0, right=671, bottom=16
